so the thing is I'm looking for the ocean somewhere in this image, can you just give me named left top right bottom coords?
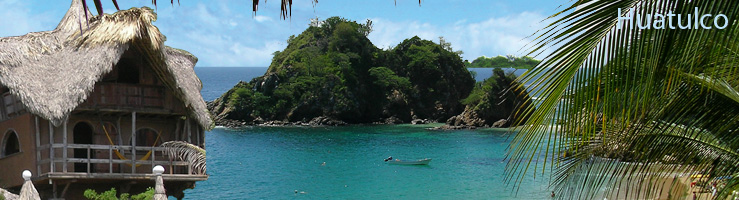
left=185, top=67, right=551, bottom=199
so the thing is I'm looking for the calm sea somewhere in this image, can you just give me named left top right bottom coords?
left=186, top=67, right=551, bottom=199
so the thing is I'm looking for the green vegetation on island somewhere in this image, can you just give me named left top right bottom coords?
left=464, top=55, right=539, bottom=69
left=209, top=17, right=476, bottom=125
left=441, top=68, right=534, bottom=129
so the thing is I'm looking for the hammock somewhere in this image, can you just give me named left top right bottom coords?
left=100, top=121, right=161, bottom=167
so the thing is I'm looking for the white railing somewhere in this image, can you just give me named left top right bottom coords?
left=37, top=144, right=197, bottom=175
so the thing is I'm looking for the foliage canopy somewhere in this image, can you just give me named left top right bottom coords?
left=465, top=55, right=539, bottom=69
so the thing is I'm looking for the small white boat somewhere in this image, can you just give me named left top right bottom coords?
left=386, top=158, right=432, bottom=165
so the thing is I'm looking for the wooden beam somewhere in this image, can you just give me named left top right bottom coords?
left=62, top=118, right=68, bottom=173
left=131, top=111, right=136, bottom=173
left=52, top=180, right=58, bottom=199
left=60, top=181, right=75, bottom=198
left=87, top=147, right=91, bottom=173
left=174, top=119, right=181, bottom=141
left=35, top=116, right=41, bottom=175
left=187, top=118, right=191, bottom=143
left=117, top=116, right=123, bottom=145
left=49, top=121, right=55, bottom=173
left=109, top=145, right=113, bottom=173
left=196, top=125, right=201, bottom=147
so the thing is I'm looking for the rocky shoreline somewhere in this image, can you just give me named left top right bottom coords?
left=213, top=115, right=441, bottom=128
left=211, top=109, right=504, bottom=130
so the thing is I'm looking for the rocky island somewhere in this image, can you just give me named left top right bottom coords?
left=208, top=17, right=534, bottom=128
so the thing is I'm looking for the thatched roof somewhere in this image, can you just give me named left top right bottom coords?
left=0, top=188, right=19, bottom=200
left=0, top=0, right=212, bottom=128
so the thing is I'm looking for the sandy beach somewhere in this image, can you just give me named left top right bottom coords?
left=599, top=173, right=721, bottom=200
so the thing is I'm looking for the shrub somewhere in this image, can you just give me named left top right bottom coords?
left=84, top=187, right=154, bottom=200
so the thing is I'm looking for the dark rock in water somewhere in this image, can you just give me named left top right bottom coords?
left=411, top=119, right=428, bottom=125
left=428, top=124, right=476, bottom=130
left=492, top=119, right=507, bottom=128
left=217, top=119, right=254, bottom=128
left=308, top=116, right=347, bottom=126
left=260, top=120, right=292, bottom=126
left=445, top=106, right=486, bottom=127
left=384, top=116, right=404, bottom=125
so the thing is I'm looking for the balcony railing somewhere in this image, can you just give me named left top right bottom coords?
left=78, top=83, right=183, bottom=113
left=36, top=143, right=200, bottom=176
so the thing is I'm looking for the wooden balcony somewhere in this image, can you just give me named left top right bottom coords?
left=35, top=143, right=206, bottom=181
left=77, top=83, right=185, bottom=115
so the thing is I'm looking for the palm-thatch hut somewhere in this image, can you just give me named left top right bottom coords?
left=0, top=0, right=211, bottom=199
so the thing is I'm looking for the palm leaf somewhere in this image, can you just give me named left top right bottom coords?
left=508, top=0, right=739, bottom=199
left=161, top=141, right=207, bottom=175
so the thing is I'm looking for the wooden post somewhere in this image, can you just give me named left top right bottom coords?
left=109, top=145, right=113, bottom=173
left=116, top=116, right=123, bottom=173
left=86, top=147, right=91, bottom=173
left=151, top=147, right=155, bottom=170
left=49, top=122, right=54, bottom=173
left=201, top=127, right=206, bottom=148
left=196, top=125, right=201, bottom=147
left=116, top=116, right=123, bottom=145
left=174, top=119, right=181, bottom=141
left=52, top=181, right=57, bottom=199
left=35, top=116, right=40, bottom=174
left=62, top=118, right=68, bottom=173
left=131, top=111, right=136, bottom=173
left=187, top=118, right=191, bottom=143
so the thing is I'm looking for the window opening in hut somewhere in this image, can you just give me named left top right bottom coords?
left=73, top=122, right=95, bottom=172
left=2, top=130, right=20, bottom=157
left=134, top=128, right=159, bottom=147
left=116, top=59, right=140, bottom=84
left=3, top=93, right=25, bottom=119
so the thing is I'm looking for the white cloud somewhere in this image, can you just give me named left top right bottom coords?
left=173, top=31, right=284, bottom=67
left=193, top=3, right=220, bottom=25
left=254, top=15, right=273, bottom=23
left=368, top=12, right=550, bottom=61
left=0, top=0, right=57, bottom=37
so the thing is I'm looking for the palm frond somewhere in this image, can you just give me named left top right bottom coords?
left=508, top=0, right=739, bottom=199
left=161, top=141, right=206, bottom=175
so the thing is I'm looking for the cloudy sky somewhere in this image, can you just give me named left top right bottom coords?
left=0, top=0, right=568, bottom=67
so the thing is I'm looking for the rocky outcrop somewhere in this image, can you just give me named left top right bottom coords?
left=445, top=105, right=487, bottom=127
left=435, top=68, right=534, bottom=130
left=411, top=119, right=429, bottom=125
left=307, top=116, right=348, bottom=126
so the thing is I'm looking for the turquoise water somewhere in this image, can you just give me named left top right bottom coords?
left=182, top=125, right=553, bottom=199
left=188, top=67, right=552, bottom=199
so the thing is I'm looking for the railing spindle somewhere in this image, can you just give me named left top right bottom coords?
left=87, top=147, right=91, bottom=173
left=109, top=145, right=113, bottom=173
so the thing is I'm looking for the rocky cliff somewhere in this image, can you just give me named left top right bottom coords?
left=437, top=68, right=534, bottom=129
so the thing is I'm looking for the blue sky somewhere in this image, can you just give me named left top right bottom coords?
left=0, top=0, right=568, bottom=67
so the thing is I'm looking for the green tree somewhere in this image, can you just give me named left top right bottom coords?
left=508, top=1, right=739, bottom=199
left=368, top=67, right=411, bottom=91
left=466, top=55, right=539, bottom=69
left=84, top=187, right=154, bottom=200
